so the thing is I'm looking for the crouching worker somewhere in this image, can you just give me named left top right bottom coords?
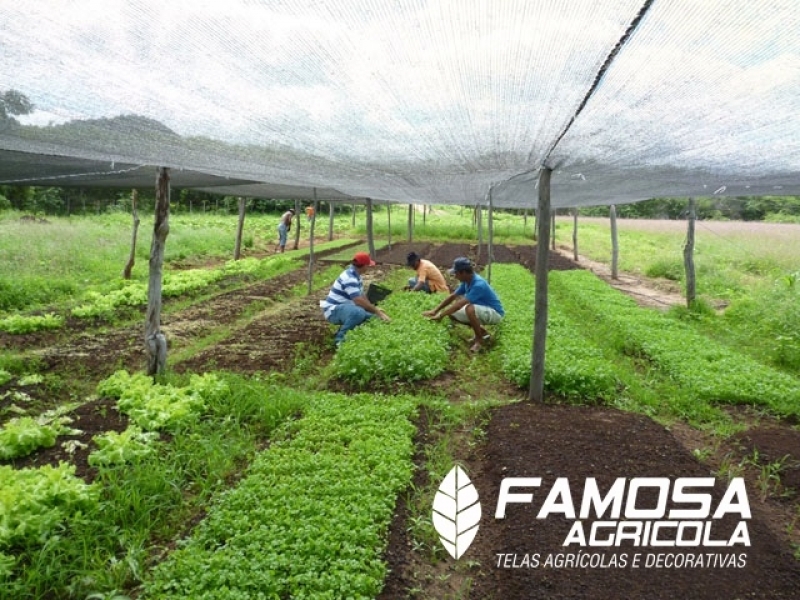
left=405, top=252, right=449, bottom=293
left=423, top=257, right=504, bottom=352
left=321, top=252, right=390, bottom=348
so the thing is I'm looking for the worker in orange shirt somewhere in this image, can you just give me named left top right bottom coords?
left=405, top=252, right=449, bottom=293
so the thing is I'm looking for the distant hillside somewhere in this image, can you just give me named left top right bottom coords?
left=51, top=114, right=178, bottom=136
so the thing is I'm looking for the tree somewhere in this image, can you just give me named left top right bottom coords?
left=0, top=89, right=34, bottom=123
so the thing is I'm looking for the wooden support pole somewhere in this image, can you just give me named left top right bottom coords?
left=407, top=204, right=413, bottom=243
left=328, top=201, right=335, bottom=241
left=366, top=198, right=376, bottom=258
left=308, top=188, right=318, bottom=295
left=387, top=202, right=392, bottom=250
left=610, top=204, right=619, bottom=280
left=529, top=167, right=552, bottom=403
left=122, top=189, right=140, bottom=279
left=293, top=199, right=301, bottom=250
left=476, top=203, right=483, bottom=264
left=684, top=197, right=697, bottom=307
left=572, top=208, right=579, bottom=262
left=234, top=196, right=246, bottom=260
left=145, top=168, right=170, bottom=376
left=487, top=189, right=494, bottom=283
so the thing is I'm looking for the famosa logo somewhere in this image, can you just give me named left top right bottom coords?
left=432, top=466, right=752, bottom=563
left=432, top=466, right=482, bottom=559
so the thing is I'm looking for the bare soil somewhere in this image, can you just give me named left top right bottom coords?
left=3, top=242, right=800, bottom=599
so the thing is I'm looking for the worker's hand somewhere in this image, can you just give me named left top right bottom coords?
left=377, top=309, right=391, bottom=322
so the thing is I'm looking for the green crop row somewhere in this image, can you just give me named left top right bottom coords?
left=549, top=270, right=800, bottom=418
left=330, top=291, right=450, bottom=385
left=0, top=313, right=63, bottom=334
left=72, top=254, right=299, bottom=319
left=144, top=392, right=417, bottom=600
left=491, top=264, right=620, bottom=400
left=3, top=374, right=307, bottom=598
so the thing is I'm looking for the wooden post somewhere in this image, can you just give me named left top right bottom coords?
left=551, top=212, right=556, bottom=250
left=476, top=203, right=483, bottom=264
left=145, top=168, right=170, bottom=376
left=407, top=203, right=413, bottom=243
left=352, top=203, right=356, bottom=227
left=308, top=188, right=318, bottom=295
left=328, top=201, right=335, bottom=241
left=572, top=208, right=579, bottom=262
left=293, top=199, right=301, bottom=250
left=530, top=167, right=552, bottom=403
left=387, top=202, right=392, bottom=249
left=366, top=197, right=376, bottom=258
left=684, top=197, right=697, bottom=306
left=610, top=204, right=619, bottom=280
left=234, top=197, right=246, bottom=260
left=122, top=189, right=140, bottom=279
left=487, top=189, right=494, bottom=283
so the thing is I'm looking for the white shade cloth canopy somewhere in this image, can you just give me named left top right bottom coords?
left=1, top=0, right=798, bottom=207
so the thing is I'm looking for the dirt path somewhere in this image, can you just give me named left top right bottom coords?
left=552, top=244, right=686, bottom=311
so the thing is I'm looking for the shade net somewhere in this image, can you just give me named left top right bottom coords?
left=1, top=0, right=799, bottom=208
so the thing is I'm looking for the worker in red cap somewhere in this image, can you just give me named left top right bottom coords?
left=320, top=252, right=390, bottom=347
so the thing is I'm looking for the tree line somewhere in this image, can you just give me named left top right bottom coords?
left=2, top=186, right=800, bottom=222
left=0, top=186, right=342, bottom=217
left=577, top=196, right=800, bottom=222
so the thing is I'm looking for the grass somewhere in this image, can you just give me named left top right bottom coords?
left=0, top=211, right=352, bottom=313
left=560, top=216, right=800, bottom=299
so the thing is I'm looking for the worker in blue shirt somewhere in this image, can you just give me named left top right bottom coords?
left=423, top=257, right=504, bottom=352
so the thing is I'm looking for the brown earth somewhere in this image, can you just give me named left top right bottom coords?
left=3, top=242, right=800, bottom=599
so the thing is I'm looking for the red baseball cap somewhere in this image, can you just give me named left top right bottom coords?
left=353, top=252, right=376, bottom=267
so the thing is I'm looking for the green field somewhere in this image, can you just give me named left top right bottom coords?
left=1, top=205, right=799, bottom=598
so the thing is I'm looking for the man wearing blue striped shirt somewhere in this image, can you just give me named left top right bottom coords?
left=321, top=252, right=391, bottom=347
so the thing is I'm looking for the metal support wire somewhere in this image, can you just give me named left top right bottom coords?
left=538, top=0, right=657, bottom=168
left=0, top=163, right=147, bottom=185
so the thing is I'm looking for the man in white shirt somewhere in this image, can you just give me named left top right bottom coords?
left=321, top=252, right=391, bottom=347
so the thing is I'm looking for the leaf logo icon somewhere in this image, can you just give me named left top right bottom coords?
left=432, top=465, right=481, bottom=559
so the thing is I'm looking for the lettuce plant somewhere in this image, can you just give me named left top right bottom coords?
left=0, top=463, right=98, bottom=561
left=0, top=416, right=60, bottom=459
left=97, top=370, right=228, bottom=432
left=0, top=313, right=63, bottom=334
left=88, top=425, right=161, bottom=467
